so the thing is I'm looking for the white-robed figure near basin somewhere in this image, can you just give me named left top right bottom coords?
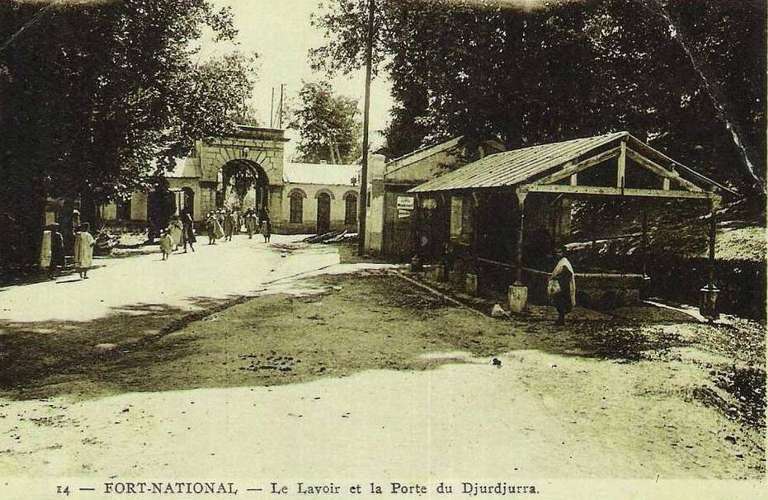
left=548, top=245, right=576, bottom=326
left=73, top=222, right=95, bottom=279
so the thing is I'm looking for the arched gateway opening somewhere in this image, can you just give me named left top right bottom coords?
left=217, top=159, right=270, bottom=212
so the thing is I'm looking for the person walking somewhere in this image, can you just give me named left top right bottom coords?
left=233, top=209, right=241, bottom=235
left=48, top=223, right=65, bottom=279
left=169, top=216, right=183, bottom=251
left=261, top=214, right=272, bottom=243
left=180, top=208, right=196, bottom=253
left=73, top=222, right=95, bottom=279
left=206, top=212, right=216, bottom=245
left=244, top=209, right=257, bottom=239
left=206, top=212, right=224, bottom=245
left=548, top=245, right=576, bottom=326
left=39, top=226, right=52, bottom=272
left=223, top=209, right=235, bottom=242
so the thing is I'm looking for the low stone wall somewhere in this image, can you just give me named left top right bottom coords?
left=415, top=255, right=647, bottom=311
left=524, top=267, right=646, bottom=310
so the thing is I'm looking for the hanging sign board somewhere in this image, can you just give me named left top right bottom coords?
left=397, top=209, right=411, bottom=219
left=396, top=196, right=415, bottom=210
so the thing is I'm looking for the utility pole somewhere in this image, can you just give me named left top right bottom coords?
left=270, top=87, right=275, bottom=128
left=328, top=137, right=336, bottom=164
left=357, top=0, right=374, bottom=256
left=278, top=84, right=285, bottom=129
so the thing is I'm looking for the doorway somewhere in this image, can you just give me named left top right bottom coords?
left=317, top=192, right=331, bottom=234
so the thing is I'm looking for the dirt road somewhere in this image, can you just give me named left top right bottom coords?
left=0, top=237, right=763, bottom=499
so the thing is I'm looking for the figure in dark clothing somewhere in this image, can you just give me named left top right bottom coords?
left=223, top=210, right=235, bottom=242
left=244, top=209, right=258, bottom=239
left=48, top=224, right=65, bottom=279
left=548, top=246, right=576, bottom=326
left=180, top=209, right=196, bottom=253
left=261, top=216, right=271, bottom=243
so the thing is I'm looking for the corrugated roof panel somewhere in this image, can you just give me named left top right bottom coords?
left=410, top=132, right=626, bottom=193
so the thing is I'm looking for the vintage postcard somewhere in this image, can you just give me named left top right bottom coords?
left=0, top=1, right=764, bottom=499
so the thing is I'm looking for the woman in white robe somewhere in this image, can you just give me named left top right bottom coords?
left=73, top=223, right=95, bottom=279
left=169, top=217, right=183, bottom=250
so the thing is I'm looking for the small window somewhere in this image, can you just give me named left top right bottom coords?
left=345, top=194, right=358, bottom=225
left=290, top=192, right=303, bottom=223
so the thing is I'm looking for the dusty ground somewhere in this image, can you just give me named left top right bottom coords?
left=0, top=237, right=764, bottom=499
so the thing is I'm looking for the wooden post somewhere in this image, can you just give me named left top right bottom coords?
left=356, top=0, right=375, bottom=255
left=641, top=203, right=649, bottom=277
left=617, top=140, right=626, bottom=189
left=508, top=189, right=529, bottom=313
left=412, top=193, right=420, bottom=259
left=699, top=195, right=721, bottom=322
left=708, top=199, right=717, bottom=288
left=514, top=190, right=527, bottom=285
left=471, top=192, right=480, bottom=264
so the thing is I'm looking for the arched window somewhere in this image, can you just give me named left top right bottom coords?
left=344, top=192, right=358, bottom=225
left=289, top=190, right=305, bottom=223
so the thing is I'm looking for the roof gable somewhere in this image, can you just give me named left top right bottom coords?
left=386, top=136, right=463, bottom=175
left=409, top=132, right=734, bottom=199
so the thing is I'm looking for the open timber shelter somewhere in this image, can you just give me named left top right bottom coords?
left=408, top=131, right=735, bottom=316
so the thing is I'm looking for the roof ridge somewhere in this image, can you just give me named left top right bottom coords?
left=387, top=136, right=463, bottom=165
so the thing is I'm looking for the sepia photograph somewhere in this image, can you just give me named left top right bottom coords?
left=0, top=1, right=765, bottom=499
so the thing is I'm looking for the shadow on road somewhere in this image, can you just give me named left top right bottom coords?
left=0, top=273, right=763, bottom=432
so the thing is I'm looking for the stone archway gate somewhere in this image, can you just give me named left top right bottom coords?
left=195, top=126, right=289, bottom=221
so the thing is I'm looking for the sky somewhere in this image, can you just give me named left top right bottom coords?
left=200, top=0, right=394, bottom=160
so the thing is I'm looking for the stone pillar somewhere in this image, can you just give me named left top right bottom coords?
left=269, top=186, right=283, bottom=227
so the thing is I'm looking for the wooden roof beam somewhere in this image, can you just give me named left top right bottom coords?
left=625, top=148, right=703, bottom=192
left=529, top=146, right=622, bottom=186
left=519, top=183, right=715, bottom=200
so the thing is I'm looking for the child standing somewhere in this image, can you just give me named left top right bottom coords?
left=159, top=229, right=174, bottom=261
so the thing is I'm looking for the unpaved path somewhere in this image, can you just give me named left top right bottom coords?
left=0, top=234, right=338, bottom=323
left=0, top=239, right=763, bottom=500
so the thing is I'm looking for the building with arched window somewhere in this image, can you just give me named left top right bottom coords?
left=281, top=162, right=360, bottom=234
left=99, top=126, right=361, bottom=235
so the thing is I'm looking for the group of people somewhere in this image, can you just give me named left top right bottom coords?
left=158, top=206, right=272, bottom=260
left=40, top=219, right=95, bottom=280
left=159, top=208, right=197, bottom=259
left=202, top=207, right=271, bottom=246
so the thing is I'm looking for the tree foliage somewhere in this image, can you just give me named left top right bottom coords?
left=288, top=80, right=361, bottom=163
left=0, top=0, right=258, bottom=263
left=311, top=0, right=765, bottom=196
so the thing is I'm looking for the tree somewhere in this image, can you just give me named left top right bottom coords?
left=0, top=0, right=258, bottom=264
left=288, top=81, right=362, bottom=163
left=311, top=0, right=765, bottom=196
